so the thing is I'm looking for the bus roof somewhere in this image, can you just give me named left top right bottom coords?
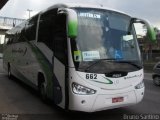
left=41, top=3, right=131, bottom=17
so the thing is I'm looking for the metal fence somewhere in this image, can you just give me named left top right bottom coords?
left=142, top=53, right=160, bottom=62
left=0, top=16, right=25, bottom=27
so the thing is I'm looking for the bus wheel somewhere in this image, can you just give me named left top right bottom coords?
left=153, top=76, right=160, bottom=86
left=40, top=83, right=46, bottom=101
left=8, top=64, right=12, bottom=79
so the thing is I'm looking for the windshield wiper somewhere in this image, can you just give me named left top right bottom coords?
left=84, top=58, right=116, bottom=72
left=116, top=61, right=142, bottom=69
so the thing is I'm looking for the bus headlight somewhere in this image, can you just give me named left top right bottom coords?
left=135, top=81, right=144, bottom=89
left=72, top=82, right=96, bottom=95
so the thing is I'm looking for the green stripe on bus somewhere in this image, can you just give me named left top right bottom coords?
left=68, top=21, right=78, bottom=38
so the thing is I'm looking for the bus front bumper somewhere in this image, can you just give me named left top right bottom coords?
left=69, top=88, right=144, bottom=112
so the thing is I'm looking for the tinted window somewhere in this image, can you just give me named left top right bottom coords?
left=38, top=9, right=57, bottom=50
left=25, top=15, right=38, bottom=41
left=54, top=14, right=67, bottom=64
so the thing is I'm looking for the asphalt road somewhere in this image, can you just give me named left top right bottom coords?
left=0, top=59, right=160, bottom=120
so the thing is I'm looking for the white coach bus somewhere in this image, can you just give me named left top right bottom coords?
left=3, top=4, right=156, bottom=112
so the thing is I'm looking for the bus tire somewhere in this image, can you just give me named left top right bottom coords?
left=8, top=64, right=12, bottom=79
left=38, top=74, right=47, bottom=101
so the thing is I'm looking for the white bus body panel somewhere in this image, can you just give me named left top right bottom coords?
left=53, top=57, right=66, bottom=109
left=68, top=68, right=144, bottom=112
left=3, top=42, right=42, bottom=86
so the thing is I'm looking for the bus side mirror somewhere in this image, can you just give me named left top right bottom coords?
left=132, top=18, right=156, bottom=42
left=58, top=8, right=78, bottom=38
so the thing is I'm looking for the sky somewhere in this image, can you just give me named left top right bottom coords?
left=0, top=0, right=160, bottom=28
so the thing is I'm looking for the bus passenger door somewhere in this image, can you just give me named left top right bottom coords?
left=53, top=13, right=68, bottom=109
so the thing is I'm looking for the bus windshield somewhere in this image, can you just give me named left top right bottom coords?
left=71, top=8, right=142, bottom=73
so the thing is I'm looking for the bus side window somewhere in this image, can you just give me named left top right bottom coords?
left=54, top=14, right=67, bottom=65
left=25, top=15, right=38, bottom=41
left=38, top=9, right=57, bottom=51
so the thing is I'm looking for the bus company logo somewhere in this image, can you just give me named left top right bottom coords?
left=105, top=71, right=127, bottom=78
left=112, top=74, right=122, bottom=78
left=124, top=74, right=142, bottom=80
left=12, top=47, right=27, bottom=56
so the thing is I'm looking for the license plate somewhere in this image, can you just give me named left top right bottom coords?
left=112, top=97, right=124, bottom=103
